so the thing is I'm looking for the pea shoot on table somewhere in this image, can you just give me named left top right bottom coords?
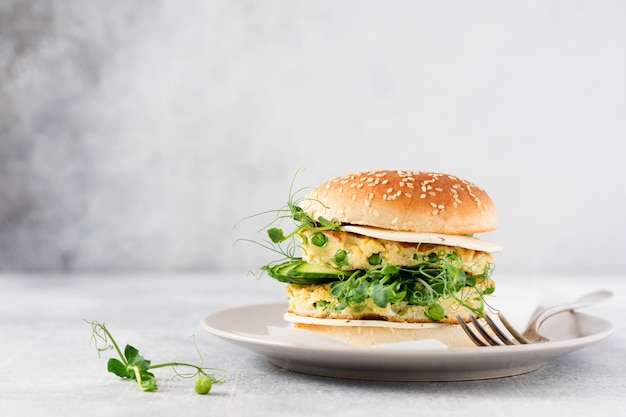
left=85, top=320, right=226, bottom=394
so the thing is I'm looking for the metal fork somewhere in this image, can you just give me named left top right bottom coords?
left=458, top=289, right=613, bottom=347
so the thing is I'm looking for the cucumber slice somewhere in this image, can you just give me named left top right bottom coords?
left=264, top=260, right=347, bottom=284
left=274, top=261, right=303, bottom=277
left=291, top=261, right=346, bottom=277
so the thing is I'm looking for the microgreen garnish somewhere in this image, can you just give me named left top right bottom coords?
left=328, top=249, right=494, bottom=317
left=235, top=168, right=341, bottom=264
left=86, top=320, right=226, bottom=393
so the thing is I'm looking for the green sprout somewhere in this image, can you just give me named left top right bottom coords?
left=235, top=167, right=341, bottom=264
left=328, top=249, right=495, bottom=318
left=85, top=320, right=226, bottom=393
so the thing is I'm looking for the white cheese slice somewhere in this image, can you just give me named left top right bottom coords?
left=284, top=313, right=445, bottom=329
left=339, top=225, right=503, bottom=253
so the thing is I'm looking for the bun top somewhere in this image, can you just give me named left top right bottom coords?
left=301, top=170, right=497, bottom=235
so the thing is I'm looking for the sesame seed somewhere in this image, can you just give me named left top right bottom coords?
left=432, top=209, right=439, bottom=215
left=387, top=188, right=393, bottom=193
left=352, top=194, right=357, bottom=201
left=364, top=199, right=371, bottom=207
left=391, top=217, right=398, bottom=224
left=420, top=194, right=426, bottom=199
left=430, top=202, right=437, bottom=208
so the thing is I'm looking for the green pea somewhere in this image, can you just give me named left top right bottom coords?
left=194, top=375, right=213, bottom=395
left=332, top=249, right=348, bottom=266
left=310, top=232, right=328, bottom=247
left=367, top=253, right=381, bottom=265
left=424, top=304, right=445, bottom=321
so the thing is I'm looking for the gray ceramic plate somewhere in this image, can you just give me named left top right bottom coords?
left=201, top=302, right=613, bottom=381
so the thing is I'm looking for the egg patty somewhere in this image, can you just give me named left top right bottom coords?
left=286, top=279, right=494, bottom=324
left=299, top=230, right=493, bottom=276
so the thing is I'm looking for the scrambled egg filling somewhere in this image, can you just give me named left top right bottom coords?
left=289, top=230, right=496, bottom=323
left=299, top=230, right=493, bottom=275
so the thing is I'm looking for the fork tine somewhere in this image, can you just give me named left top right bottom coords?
left=469, top=315, right=503, bottom=346
left=457, top=315, right=487, bottom=346
left=483, top=315, right=516, bottom=345
left=497, top=312, right=531, bottom=344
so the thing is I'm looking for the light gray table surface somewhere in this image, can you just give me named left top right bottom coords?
left=1, top=271, right=624, bottom=417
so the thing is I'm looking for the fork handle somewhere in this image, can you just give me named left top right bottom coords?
left=529, top=289, right=613, bottom=329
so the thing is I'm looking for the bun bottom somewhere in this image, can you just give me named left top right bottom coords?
left=290, top=321, right=476, bottom=348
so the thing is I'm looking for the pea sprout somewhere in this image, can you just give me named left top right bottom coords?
left=86, top=320, right=226, bottom=394
left=235, top=167, right=341, bottom=265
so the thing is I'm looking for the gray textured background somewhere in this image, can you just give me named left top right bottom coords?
left=1, top=1, right=625, bottom=275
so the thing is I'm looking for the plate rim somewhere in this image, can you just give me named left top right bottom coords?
left=202, top=301, right=614, bottom=353
left=201, top=301, right=615, bottom=381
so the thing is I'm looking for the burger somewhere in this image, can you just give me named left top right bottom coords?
left=259, top=169, right=501, bottom=347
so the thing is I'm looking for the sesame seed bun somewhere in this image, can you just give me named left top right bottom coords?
left=301, top=170, right=497, bottom=235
